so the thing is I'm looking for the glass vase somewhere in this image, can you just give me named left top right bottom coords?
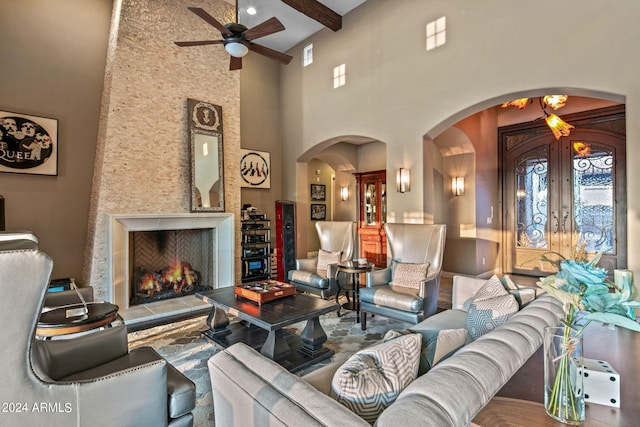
left=544, top=325, right=585, bottom=425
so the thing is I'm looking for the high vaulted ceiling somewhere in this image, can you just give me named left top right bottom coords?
left=227, top=0, right=367, bottom=53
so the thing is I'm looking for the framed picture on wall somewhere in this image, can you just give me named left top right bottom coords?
left=0, top=110, right=58, bottom=176
left=310, top=184, right=326, bottom=201
left=240, top=149, right=271, bottom=189
left=310, top=204, right=326, bottom=220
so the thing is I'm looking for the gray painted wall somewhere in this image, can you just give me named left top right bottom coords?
left=0, top=0, right=113, bottom=281
left=240, top=53, right=283, bottom=242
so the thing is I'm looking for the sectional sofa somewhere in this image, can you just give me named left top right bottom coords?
left=207, top=276, right=564, bottom=426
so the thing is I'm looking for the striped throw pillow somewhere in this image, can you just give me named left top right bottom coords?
left=390, top=262, right=430, bottom=290
left=316, top=249, right=341, bottom=276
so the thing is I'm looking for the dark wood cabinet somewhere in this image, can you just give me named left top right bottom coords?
left=354, top=170, right=387, bottom=268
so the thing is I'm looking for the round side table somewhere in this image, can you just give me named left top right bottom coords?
left=37, top=302, right=119, bottom=338
left=335, top=260, right=373, bottom=322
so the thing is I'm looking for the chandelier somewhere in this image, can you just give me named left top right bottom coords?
left=501, top=95, right=573, bottom=140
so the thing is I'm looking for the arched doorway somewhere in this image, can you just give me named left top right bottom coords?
left=500, top=105, right=626, bottom=276
left=295, top=137, right=386, bottom=259
left=424, top=91, right=625, bottom=278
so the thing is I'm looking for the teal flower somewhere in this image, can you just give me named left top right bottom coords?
left=537, top=250, right=640, bottom=332
left=559, top=259, right=607, bottom=285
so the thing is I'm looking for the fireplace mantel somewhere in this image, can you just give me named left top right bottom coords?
left=109, top=213, right=234, bottom=310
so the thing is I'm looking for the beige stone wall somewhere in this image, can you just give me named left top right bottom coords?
left=85, top=0, right=241, bottom=300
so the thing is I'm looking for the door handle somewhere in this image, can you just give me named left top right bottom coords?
left=552, top=212, right=559, bottom=233
left=561, top=211, right=569, bottom=233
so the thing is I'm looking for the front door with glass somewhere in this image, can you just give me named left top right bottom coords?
left=502, top=108, right=626, bottom=276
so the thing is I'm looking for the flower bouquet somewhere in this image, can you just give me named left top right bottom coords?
left=536, top=246, right=640, bottom=424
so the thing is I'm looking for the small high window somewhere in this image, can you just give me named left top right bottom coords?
left=303, top=44, right=313, bottom=67
left=426, top=16, right=446, bottom=51
left=333, top=64, right=346, bottom=88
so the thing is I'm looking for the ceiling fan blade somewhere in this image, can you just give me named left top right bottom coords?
left=281, top=0, right=342, bottom=32
left=229, top=56, right=243, bottom=71
left=242, top=17, right=285, bottom=41
left=174, top=40, right=223, bottom=47
left=188, top=7, right=233, bottom=35
left=250, top=43, right=293, bottom=65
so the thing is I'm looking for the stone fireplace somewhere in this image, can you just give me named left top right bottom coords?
left=110, top=213, right=234, bottom=311
left=83, top=0, right=242, bottom=318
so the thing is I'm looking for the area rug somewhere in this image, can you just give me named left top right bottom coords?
left=127, top=288, right=453, bottom=427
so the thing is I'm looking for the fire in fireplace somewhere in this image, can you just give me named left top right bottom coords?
left=134, top=257, right=203, bottom=305
left=129, top=229, right=214, bottom=305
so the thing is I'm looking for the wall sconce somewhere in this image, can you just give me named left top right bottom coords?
left=340, top=186, right=349, bottom=201
left=396, top=168, right=411, bottom=193
left=452, top=176, right=465, bottom=196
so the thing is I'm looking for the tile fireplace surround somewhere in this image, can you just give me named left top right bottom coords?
left=109, top=213, right=234, bottom=326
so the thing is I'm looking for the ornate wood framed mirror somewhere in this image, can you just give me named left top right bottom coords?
left=187, top=98, right=224, bottom=212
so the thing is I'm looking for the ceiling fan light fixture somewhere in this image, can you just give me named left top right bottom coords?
left=224, top=41, right=250, bottom=58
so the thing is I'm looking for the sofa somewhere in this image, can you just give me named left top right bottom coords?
left=207, top=275, right=564, bottom=426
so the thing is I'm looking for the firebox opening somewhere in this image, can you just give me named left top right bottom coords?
left=129, top=228, right=214, bottom=305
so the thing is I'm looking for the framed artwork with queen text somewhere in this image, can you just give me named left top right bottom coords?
left=0, top=110, right=58, bottom=176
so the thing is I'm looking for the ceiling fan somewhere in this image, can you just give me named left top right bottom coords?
left=174, top=6, right=293, bottom=71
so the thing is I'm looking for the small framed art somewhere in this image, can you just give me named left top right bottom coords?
left=310, top=204, right=326, bottom=220
left=240, top=149, right=271, bottom=189
left=310, top=184, right=326, bottom=201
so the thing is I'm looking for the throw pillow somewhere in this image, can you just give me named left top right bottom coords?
left=390, top=262, right=430, bottom=290
left=330, top=332, right=421, bottom=424
left=385, top=328, right=467, bottom=375
left=465, top=275, right=519, bottom=340
left=501, top=275, right=519, bottom=290
left=316, top=249, right=341, bottom=276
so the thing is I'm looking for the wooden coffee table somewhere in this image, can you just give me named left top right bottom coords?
left=195, top=286, right=339, bottom=372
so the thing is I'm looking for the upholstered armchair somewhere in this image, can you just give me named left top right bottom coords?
left=0, top=230, right=95, bottom=308
left=0, top=229, right=39, bottom=250
left=288, top=221, right=355, bottom=298
left=359, top=223, right=446, bottom=330
left=0, top=249, right=196, bottom=427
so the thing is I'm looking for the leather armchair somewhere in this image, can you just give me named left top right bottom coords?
left=0, top=230, right=95, bottom=309
left=359, top=223, right=446, bottom=330
left=0, top=229, right=39, bottom=250
left=288, top=221, right=355, bottom=298
left=0, top=249, right=196, bottom=426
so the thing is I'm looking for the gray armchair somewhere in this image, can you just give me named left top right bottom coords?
left=0, top=230, right=95, bottom=308
left=0, top=249, right=196, bottom=426
left=360, top=223, right=446, bottom=330
left=0, top=229, right=39, bottom=250
left=288, top=221, right=355, bottom=298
